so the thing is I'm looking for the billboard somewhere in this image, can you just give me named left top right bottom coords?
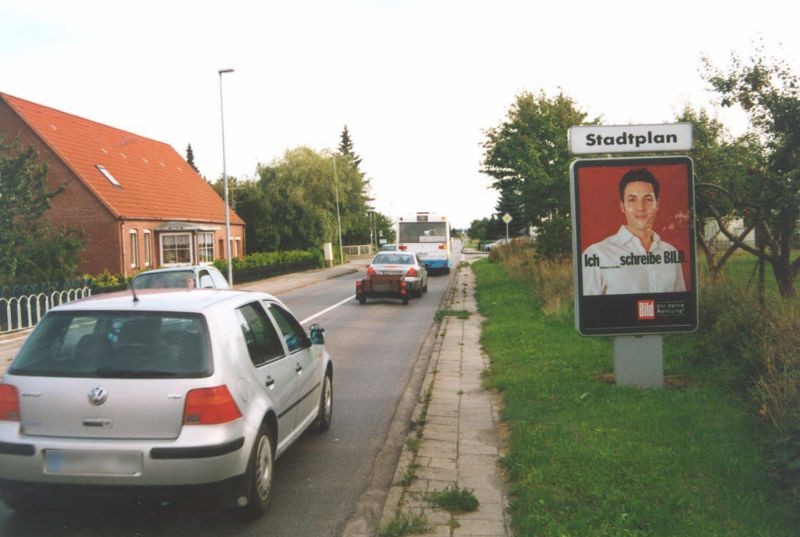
left=570, top=157, right=698, bottom=335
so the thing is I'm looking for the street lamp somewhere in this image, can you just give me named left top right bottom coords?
left=332, top=156, right=344, bottom=265
left=218, top=68, right=234, bottom=286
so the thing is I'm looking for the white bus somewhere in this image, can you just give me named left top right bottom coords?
left=396, top=212, right=451, bottom=274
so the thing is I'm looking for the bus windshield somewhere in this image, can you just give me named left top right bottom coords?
left=398, top=222, right=448, bottom=244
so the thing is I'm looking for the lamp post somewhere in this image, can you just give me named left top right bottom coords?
left=332, top=156, right=344, bottom=265
left=218, top=68, right=234, bottom=286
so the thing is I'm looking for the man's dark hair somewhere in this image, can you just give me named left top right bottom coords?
left=619, top=168, right=660, bottom=200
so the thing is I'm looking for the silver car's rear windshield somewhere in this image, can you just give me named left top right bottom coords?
left=10, top=311, right=211, bottom=378
left=131, top=270, right=195, bottom=289
left=373, top=254, right=413, bottom=265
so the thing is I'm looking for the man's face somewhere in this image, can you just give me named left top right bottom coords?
left=620, top=181, right=657, bottom=233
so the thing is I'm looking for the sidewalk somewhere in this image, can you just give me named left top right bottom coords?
left=373, top=259, right=510, bottom=536
left=235, top=258, right=366, bottom=295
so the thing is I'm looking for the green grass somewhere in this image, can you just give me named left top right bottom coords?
left=425, top=484, right=479, bottom=513
left=434, top=308, right=471, bottom=322
left=473, top=258, right=800, bottom=537
left=376, top=512, right=431, bottom=537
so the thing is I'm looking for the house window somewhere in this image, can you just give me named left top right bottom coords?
left=144, top=230, right=152, bottom=267
left=130, top=230, right=139, bottom=268
left=161, top=233, right=192, bottom=265
left=198, top=232, right=214, bottom=264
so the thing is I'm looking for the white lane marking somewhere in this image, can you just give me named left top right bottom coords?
left=300, top=295, right=355, bottom=325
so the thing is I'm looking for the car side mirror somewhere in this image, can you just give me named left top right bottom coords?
left=309, top=323, right=325, bottom=345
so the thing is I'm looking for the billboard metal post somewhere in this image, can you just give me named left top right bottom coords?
left=613, top=335, right=664, bottom=388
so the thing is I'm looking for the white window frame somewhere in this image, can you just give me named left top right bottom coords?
left=129, top=230, right=139, bottom=269
left=160, top=232, right=193, bottom=266
left=198, top=232, right=214, bottom=264
left=144, top=230, right=152, bottom=267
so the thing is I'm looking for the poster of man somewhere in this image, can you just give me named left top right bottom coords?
left=582, top=167, right=688, bottom=295
left=571, top=156, right=697, bottom=335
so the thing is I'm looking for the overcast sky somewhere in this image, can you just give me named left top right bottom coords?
left=2, top=0, right=797, bottom=229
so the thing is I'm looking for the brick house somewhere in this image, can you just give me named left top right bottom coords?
left=0, top=92, right=245, bottom=278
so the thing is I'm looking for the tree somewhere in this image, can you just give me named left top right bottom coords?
left=482, top=91, right=594, bottom=258
left=336, top=125, right=377, bottom=245
left=677, top=106, right=758, bottom=282
left=185, top=143, right=199, bottom=173
left=208, top=145, right=390, bottom=253
left=467, top=217, right=490, bottom=242
left=0, top=136, right=85, bottom=285
left=493, top=187, right=526, bottom=238
left=702, top=45, right=800, bottom=297
left=338, top=125, right=363, bottom=169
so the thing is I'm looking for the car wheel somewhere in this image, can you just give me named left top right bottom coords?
left=423, top=280, right=428, bottom=293
left=312, top=372, right=333, bottom=432
left=239, top=423, right=274, bottom=518
left=358, top=295, right=366, bottom=304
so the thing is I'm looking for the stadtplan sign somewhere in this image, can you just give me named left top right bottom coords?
left=569, top=123, right=693, bottom=155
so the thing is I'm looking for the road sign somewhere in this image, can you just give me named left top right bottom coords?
left=568, top=123, right=692, bottom=154
left=502, top=213, right=512, bottom=224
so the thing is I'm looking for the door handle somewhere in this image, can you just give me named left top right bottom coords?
left=296, top=363, right=303, bottom=373
left=265, top=376, right=275, bottom=388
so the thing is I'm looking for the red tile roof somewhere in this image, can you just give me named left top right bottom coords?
left=1, top=92, right=243, bottom=225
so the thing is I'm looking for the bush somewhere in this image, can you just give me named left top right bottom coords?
left=86, top=270, right=129, bottom=294
left=213, top=249, right=324, bottom=283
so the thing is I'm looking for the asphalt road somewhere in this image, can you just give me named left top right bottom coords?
left=0, top=250, right=461, bottom=536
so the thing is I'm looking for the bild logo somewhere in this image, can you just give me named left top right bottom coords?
left=637, top=300, right=655, bottom=320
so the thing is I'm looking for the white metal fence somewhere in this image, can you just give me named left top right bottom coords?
left=342, top=244, right=374, bottom=258
left=1, top=287, right=92, bottom=335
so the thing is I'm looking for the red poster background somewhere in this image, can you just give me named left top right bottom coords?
left=577, top=162, right=693, bottom=290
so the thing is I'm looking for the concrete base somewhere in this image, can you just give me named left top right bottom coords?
left=613, top=335, right=663, bottom=389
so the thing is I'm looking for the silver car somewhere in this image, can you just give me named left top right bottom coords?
left=0, top=289, right=332, bottom=517
left=130, top=265, right=230, bottom=289
left=356, top=252, right=428, bottom=305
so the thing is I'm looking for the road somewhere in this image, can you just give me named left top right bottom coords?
left=0, top=249, right=461, bottom=536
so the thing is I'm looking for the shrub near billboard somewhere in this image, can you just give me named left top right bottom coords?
left=570, top=156, right=698, bottom=336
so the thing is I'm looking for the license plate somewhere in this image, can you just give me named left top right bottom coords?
left=372, top=283, right=392, bottom=292
left=45, top=449, right=143, bottom=476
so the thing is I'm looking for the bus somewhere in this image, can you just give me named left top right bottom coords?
left=396, top=212, right=451, bottom=274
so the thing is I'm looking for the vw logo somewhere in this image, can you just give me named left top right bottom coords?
left=88, top=386, right=108, bottom=406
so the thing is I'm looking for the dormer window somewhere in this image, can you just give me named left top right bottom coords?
left=96, top=164, right=121, bottom=187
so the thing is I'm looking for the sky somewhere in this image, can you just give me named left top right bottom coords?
left=2, top=0, right=798, bottom=230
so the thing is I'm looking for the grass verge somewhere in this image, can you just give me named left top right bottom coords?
left=473, top=257, right=800, bottom=536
